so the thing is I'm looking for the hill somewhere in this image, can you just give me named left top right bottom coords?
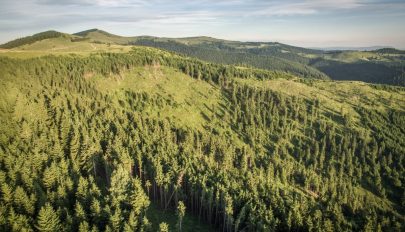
left=130, top=38, right=329, bottom=79
left=0, top=30, right=70, bottom=49
left=70, top=29, right=328, bottom=79
left=0, top=44, right=404, bottom=231
left=70, top=29, right=405, bottom=86
left=3, top=29, right=405, bottom=85
left=311, top=46, right=392, bottom=51
left=73, top=28, right=136, bottom=45
left=129, top=38, right=405, bottom=86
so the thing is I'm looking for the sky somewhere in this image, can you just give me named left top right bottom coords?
left=0, top=0, right=405, bottom=48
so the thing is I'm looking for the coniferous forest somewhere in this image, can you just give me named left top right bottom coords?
left=0, top=34, right=404, bottom=232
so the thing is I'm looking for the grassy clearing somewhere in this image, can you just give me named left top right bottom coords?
left=322, top=51, right=392, bottom=63
left=0, top=37, right=133, bottom=58
left=95, top=66, right=222, bottom=130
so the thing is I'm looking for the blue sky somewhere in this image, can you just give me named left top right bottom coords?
left=1, top=0, right=404, bottom=48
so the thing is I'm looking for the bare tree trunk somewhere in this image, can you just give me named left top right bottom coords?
left=160, top=186, right=164, bottom=208
left=153, top=181, right=157, bottom=201
left=165, top=187, right=176, bottom=210
left=199, top=194, right=203, bottom=222
left=92, top=156, right=97, bottom=177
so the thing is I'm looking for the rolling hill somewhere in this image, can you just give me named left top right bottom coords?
left=0, top=34, right=404, bottom=231
left=2, top=29, right=404, bottom=86
left=0, top=30, right=70, bottom=49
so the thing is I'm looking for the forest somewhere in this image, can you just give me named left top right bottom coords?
left=0, top=44, right=404, bottom=231
left=130, top=38, right=405, bottom=86
left=3, top=29, right=405, bottom=86
left=130, top=39, right=329, bottom=80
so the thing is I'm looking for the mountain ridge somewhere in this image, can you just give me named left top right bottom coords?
left=2, top=29, right=402, bottom=52
left=1, top=29, right=405, bottom=86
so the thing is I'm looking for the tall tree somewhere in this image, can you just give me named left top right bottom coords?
left=36, top=204, right=61, bottom=232
left=177, top=201, right=186, bottom=232
left=159, top=222, right=169, bottom=232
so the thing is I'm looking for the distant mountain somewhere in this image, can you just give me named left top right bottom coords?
left=375, top=48, right=405, bottom=54
left=310, top=46, right=394, bottom=51
left=73, top=28, right=116, bottom=37
left=73, top=28, right=136, bottom=44
left=70, top=29, right=328, bottom=79
left=2, top=29, right=405, bottom=86
left=130, top=38, right=329, bottom=79
left=0, top=30, right=70, bottom=49
left=126, top=37, right=405, bottom=85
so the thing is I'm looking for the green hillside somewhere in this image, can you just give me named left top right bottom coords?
left=0, top=45, right=404, bottom=231
left=74, top=29, right=136, bottom=45
left=3, top=29, right=405, bottom=85
left=0, top=37, right=133, bottom=59
left=131, top=38, right=329, bottom=79
left=68, top=29, right=328, bottom=79
left=0, top=30, right=70, bottom=49
left=129, top=38, right=405, bottom=86
left=72, top=29, right=405, bottom=85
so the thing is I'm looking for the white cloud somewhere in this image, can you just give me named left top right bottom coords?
left=1, top=0, right=404, bottom=47
left=249, top=0, right=364, bottom=17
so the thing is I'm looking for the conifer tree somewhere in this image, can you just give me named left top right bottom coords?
left=176, top=201, right=186, bottom=232
left=159, top=222, right=169, bottom=232
left=36, top=203, right=61, bottom=232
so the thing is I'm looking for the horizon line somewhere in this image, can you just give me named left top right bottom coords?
left=1, top=28, right=404, bottom=51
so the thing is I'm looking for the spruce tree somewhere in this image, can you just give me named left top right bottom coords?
left=176, top=201, right=186, bottom=232
left=36, top=203, right=61, bottom=232
left=159, top=222, right=169, bottom=232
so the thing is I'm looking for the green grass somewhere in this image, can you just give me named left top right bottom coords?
left=0, top=37, right=133, bottom=58
left=98, top=65, right=248, bottom=147
left=322, top=51, right=392, bottom=63
left=94, top=66, right=222, bottom=130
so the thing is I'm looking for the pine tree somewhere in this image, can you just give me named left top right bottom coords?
left=75, top=201, right=86, bottom=224
left=109, top=207, right=122, bottom=231
left=1, top=183, right=13, bottom=205
left=159, top=222, right=169, bottom=232
left=141, top=216, right=152, bottom=232
left=78, top=221, right=90, bottom=232
left=13, top=186, right=34, bottom=215
left=176, top=201, right=186, bottom=232
left=36, top=203, right=61, bottom=232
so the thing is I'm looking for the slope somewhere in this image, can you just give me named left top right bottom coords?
left=131, top=38, right=329, bottom=79
left=310, top=50, right=405, bottom=86
left=4, top=29, right=405, bottom=85
left=74, top=28, right=136, bottom=44
left=69, top=29, right=328, bottom=79
left=0, top=46, right=404, bottom=231
left=73, top=29, right=405, bottom=85
left=0, top=36, right=133, bottom=59
left=0, top=30, right=71, bottom=49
